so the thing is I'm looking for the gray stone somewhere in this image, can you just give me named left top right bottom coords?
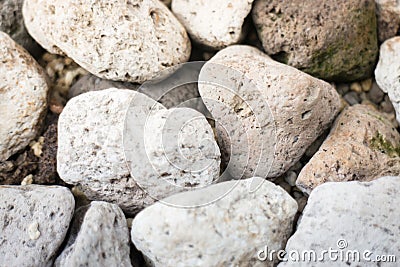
left=55, top=201, right=132, bottom=267
left=0, top=31, right=48, bottom=161
left=131, top=178, right=298, bottom=267
left=280, top=176, right=400, bottom=266
left=343, top=91, right=361, bottom=106
left=375, top=0, right=400, bottom=42
left=252, top=0, right=378, bottom=82
left=0, top=185, right=75, bottom=267
left=367, top=81, right=385, bottom=104
left=0, top=0, right=41, bottom=55
left=172, top=0, right=254, bottom=49
left=296, top=104, right=400, bottom=194
left=198, top=45, right=341, bottom=179
left=23, top=0, right=191, bottom=83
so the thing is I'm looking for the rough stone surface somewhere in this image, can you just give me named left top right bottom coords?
left=375, top=0, right=400, bottom=42
left=198, top=45, right=341, bottom=179
left=131, top=178, right=298, bottom=267
left=375, top=37, right=400, bottom=122
left=296, top=104, right=400, bottom=194
left=23, top=0, right=191, bottom=83
left=252, top=0, right=378, bottom=82
left=0, top=0, right=41, bottom=55
left=55, top=201, right=132, bottom=267
left=172, top=0, right=254, bottom=49
left=280, top=176, right=400, bottom=266
left=0, top=31, right=48, bottom=161
left=69, top=68, right=206, bottom=113
left=68, top=74, right=139, bottom=99
left=0, top=185, right=75, bottom=267
left=58, top=89, right=220, bottom=214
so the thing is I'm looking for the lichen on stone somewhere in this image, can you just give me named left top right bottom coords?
left=370, top=131, right=400, bottom=157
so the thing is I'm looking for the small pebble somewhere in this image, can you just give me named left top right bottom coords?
left=343, top=91, right=361, bottom=105
left=350, top=82, right=363, bottom=93
left=21, top=174, right=33, bottom=185
left=360, top=78, right=372, bottom=92
left=284, top=171, right=297, bottom=187
left=28, top=221, right=40, bottom=240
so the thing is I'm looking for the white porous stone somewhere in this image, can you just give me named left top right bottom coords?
left=375, top=36, right=400, bottom=122
left=0, top=185, right=75, bottom=267
left=124, top=106, right=221, bottom=209
left=58, top=89, right=164, bottom=214
left=280, top=176, right=400, bottom=266
left=23, top=0, right=191, bottom=83
left=198, top=45, right=341, bottom=179
left=172, top=0, right=254, bottom=49
left=55, top=201, right=132, bottom=267
left=131, top=177, right=298, bottom=267
left=0, top=31, right=48, bottom=161
left=58, top=89, right=220, bottom=214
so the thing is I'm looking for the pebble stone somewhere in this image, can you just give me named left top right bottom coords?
left=172, top=0, right=254, bottom=49
left=252, top=0, right=378, bottom=82
left=0, top=185, right=75, bottom=267
left=55, top=201, right=132, bottom=267
left=296, top=104, right=400, bottom=194
left=58, top=88, right=220, bottom=214
left=198, top=45, right=341, bottom=179
left=131, top=178, right=298, bottom=267
left=0, top=31, right=48, bottom=162
left=280, top=176, right=400, bottom=266
left=23, top=0, right=191, bottom=83
left=375, top=36, right=400, bottom=122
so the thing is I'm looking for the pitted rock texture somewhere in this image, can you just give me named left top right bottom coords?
left=55, top=201, right=132, bottom=267
left=124, top=106, right=220, bottom=212
left=131, top=178, right=298, bottom=267
left=296, top=104, right=400, bottom=194
left=280, top=176, right=400, bottom=267
left=0, top=0, right=41, bottom=55
left=375, top=0, right=400, bottom=42
left=23, top=0, right=191, bottom=83
left=198, top=45, right=341, bottom=179
left=58, top=89, right=164, bottom=214
left=0, top=31, right=48, bottom=162
left=0, top=185, right=75, bottom=267
left=172, top=0, right=254, bottom=49
left=252, top=0, right=378, bottom=82
left=375, top=37, right=400, bottom=122
left=58, top=89, right=220, bottom=214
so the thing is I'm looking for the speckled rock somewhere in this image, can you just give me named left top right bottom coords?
left=375, top=37, right=400, bottom=122
left=252, top=0, right=378, bottom=82
left=131, top=178, right=298, bottom=267
left=0, top=0, right=41, bottom=55
left=296, top=104, right=400, bottom=194
left=280, top=176, right=400, bottom=266
left=375, top=0, right=400, bottom=42
left=198, top=45, right=341, bottom=179
left=0, top=31, right=48, bottom=161
left=172, top=0, right=254, bottom=49
left=55, top=201, right=131, bottom=267
left=0, top=185, right=75, bottom=267
left=58, top=89, right=219, bottom=214
left=23, top=0, right=191, bottom=83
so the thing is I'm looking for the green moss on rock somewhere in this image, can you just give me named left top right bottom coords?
left=370, top=131, right=400, bottom=157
